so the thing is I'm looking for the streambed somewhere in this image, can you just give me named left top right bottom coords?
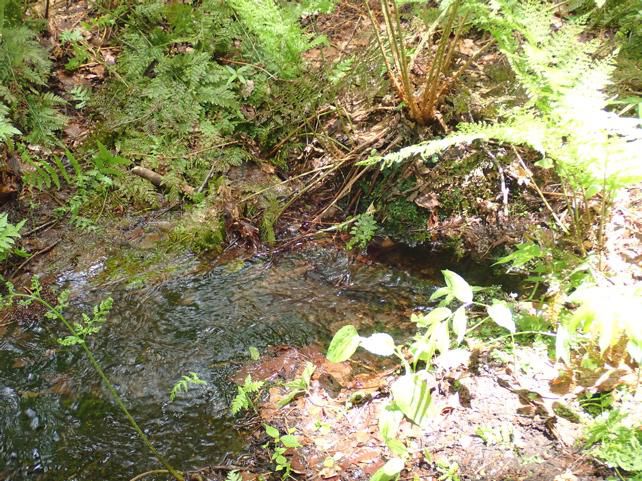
left=0, top=246, right=483, bottom=481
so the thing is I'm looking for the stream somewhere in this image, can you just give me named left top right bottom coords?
left=0, top=245, right=499, bottom=481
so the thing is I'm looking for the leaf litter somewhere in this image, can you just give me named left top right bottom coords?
left=225, top=343, right=616, bottom=481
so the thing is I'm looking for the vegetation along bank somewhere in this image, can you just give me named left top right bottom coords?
left=1, top=0, right=641, bottom=480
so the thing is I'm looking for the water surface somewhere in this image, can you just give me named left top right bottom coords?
left=1, top=246, right=452, bottom=480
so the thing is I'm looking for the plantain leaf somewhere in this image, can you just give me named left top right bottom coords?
left=370, top=457, right=405, bottom=481
left=442, top=270, right=473, bottom=304
left=327, top=325, right=361, bottom=363
left=360, top=333, right=396, bottom=356
left=434, top=321, right=450, bottom=354
left=487, top=301, right=515, bottom=333
left=452, top=306, right=467, bottom=344
left=555, top=324, right=571, bottom=365
left=391, top=374, right=433, bottom=427
left=424, top=307, right=452, bottom=326
left=379, top=402, right=404, bottom=442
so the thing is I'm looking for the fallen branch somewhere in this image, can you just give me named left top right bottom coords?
left=9, top=240, right=61, bottom=280
left=131, top=166, right=194, bottom=196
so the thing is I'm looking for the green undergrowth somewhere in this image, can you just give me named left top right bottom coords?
left=584, top=390, right=642, bottom=479
left=0, top=1, right=64, bottom=145
left=1, top=0, right=350, bottom=262
left=83, top=0, right=345, bottom=249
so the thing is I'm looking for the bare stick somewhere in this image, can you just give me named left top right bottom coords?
left=9, top=240, right=61, bottom=280
left=511, top=146, right=569, bottom=234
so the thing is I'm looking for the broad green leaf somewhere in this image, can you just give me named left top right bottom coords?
left=265, top=424, right=280, bottom=439
left=327, top=325, right=360, bottom=363
left=424, top=307, right=452, bottom=326
left=379, top=402, right=404, bottom=441
left=410, top=313, right=427, bottom=326
left=370, top=457, right=405, bottom=481
left=451, top=306, right=467, bottom=344
left=442, top=270, right=473, bottom=304
left=301, top=361, right=316, bottom=385
left=409, top=338, right=436, bottom=364
left=487, top=301, right=515, bottom=333
left=434, top=321, right=450, bottom=354
left=555, top=324, right=571, bottom=365
left=280, top=435, right=301, bottom=448
left=277, top=389, right=303, bottom=408
left=429, top=286, right=450, bottom=301
left=386, top=438, right=408, bottom=458
left=391, top=374, right=433, bottom=427
left=360, top=333, right=396, bottom=356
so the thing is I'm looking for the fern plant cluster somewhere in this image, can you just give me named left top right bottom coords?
left=0, top=1, right=66, bottom=146
left=368, top=0, right=642, bottom=238
left=94, top=0, right=328, bottom=206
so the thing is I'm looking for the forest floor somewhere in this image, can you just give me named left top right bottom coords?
left=212, top=342, right=639, bottom=481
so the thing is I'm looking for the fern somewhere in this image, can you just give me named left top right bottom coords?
left=370, top=0, right=642, bottom=196
left=0, top=102, right=20, bottom=142
left=116, top=177, right=160, bottom=208
left=23, top=93, right=67, bottom=145
left=57, top=297, right=113, bottom=346
left=0, top=25, right=51, bottom=87
left=230, top=374, right=264, bottom=415
left=92, top=142, right=130, bottom=178
left=169, top=372, right=207, bottom=401
left=0, top=213, right=25, bottom=262
left=346, top=212, right=379, bottom=250
left=20, top=148, right=85, bottom=191
left=0, top=21, right=65, bottom=146
left=228, top=0, right=319, bottom=78
left=225, top=472, right=242, bottom=481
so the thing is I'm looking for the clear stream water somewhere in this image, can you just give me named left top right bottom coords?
left=0, top=246, right=499, bottom=481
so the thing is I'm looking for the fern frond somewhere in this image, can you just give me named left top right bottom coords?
left=0, top=213, right=25, bottom=262
left=376, top=0, right=642, bottom=195
left=0, top=26, right=51, bottom=87
left=0, top=102, right=21, bottom=142
left=169, top=372, right=207, bottom=402
left=23, top=93, right=67, bottom=145
left=19, top=148, right=86, bottom=192
left=228, top=0, right=314, bottom=78
left=230, top=388, right=250, bottom=415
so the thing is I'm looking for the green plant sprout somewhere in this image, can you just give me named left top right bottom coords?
left=225, top=471, right=243, bottom=481
left=169, top=373, right=207, bottom=402
left=278, top=361, right=316, bottom=408
left=69, top=85, right=91, bottom=109
left=231, top=374, right=265, bottom=415
left=0, top=278, right=184, bottom=481
left=263, top=424, right=302, bottom=479
left=346, top=212, right=378, bottom=251
left=435, top=458, right=461, bottom=481
left=249, top=345, right=261, bottom=360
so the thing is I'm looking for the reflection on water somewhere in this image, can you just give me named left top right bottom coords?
left=0, top=246, right=456, bottom=480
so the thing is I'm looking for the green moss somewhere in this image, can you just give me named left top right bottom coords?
left=98, top=248, right=176, bottom=286
left=165, top=202, right=226, bottom=254
left=260, top=196, right=281, bottom=245
left=381, top=198, right=429, bottom=246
